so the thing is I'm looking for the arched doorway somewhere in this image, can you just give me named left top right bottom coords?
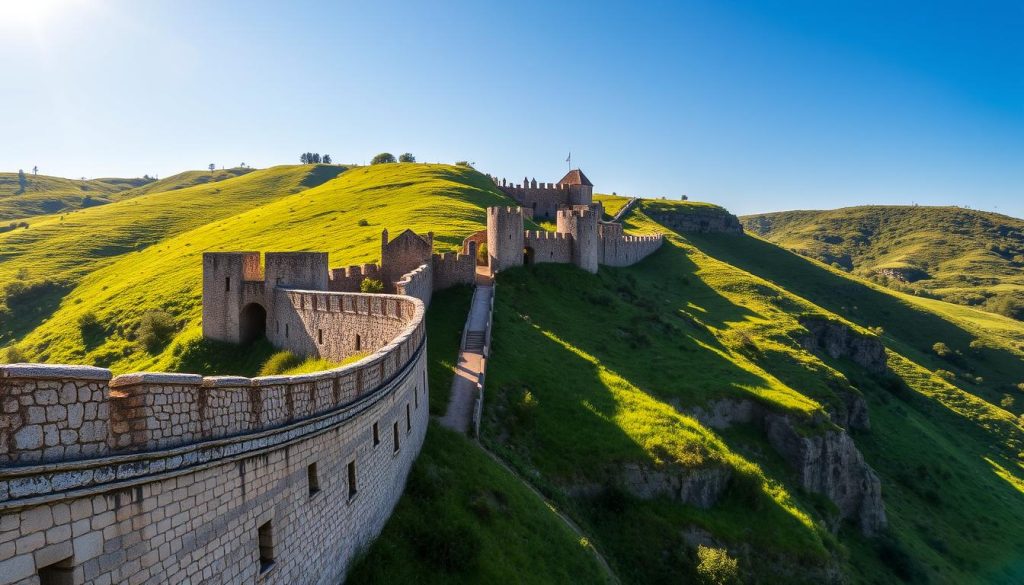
left=239, top=303, right=267, bottom=344
left=523, top=246, right=535, bottom=266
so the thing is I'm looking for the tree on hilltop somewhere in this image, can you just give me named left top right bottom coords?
left=371, top=152, right=396, bottom=165
left=399, top=153, right=415, bottom=163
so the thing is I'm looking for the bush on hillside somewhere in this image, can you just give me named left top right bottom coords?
left=932, top=342, right=953, bottom=358
left=259, top=351, right=303, bottom=376
left=695, top=545, right=740, bottom=585
left=398, top=153, right=416, bottom=163
left=371, top=152, right=396, bottom=165
left=1, top=345, right=28, bottom=364
left=986, top=295, right=1024, bottom=320
left=360, top=278, right=384, bottom=293
left=137, top=310, right=177, bottom=353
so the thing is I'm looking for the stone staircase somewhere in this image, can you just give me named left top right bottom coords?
left=464, top=330, right=486, bottom=351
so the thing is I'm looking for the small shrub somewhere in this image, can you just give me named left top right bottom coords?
left=360, top=278, right=384, bottom=293
left=357, top=218, right=369, bottom=227
left=1, top=345, right=28, bottom=364
left=137, top=310, right=177, bottom=353
left=259, top=351, right=303, bottom=376
left=696, top=545, right=740, bottom=585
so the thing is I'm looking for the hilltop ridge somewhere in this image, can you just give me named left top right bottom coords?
left=742, top=205, right=1024, bottom=320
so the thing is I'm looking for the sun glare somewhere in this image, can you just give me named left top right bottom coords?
left=0, top=0, right=76, bottom=31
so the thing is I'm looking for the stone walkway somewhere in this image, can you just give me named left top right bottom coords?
left=439, top=280, right=493, bottom=433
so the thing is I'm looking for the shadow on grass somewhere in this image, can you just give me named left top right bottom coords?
left=688, top=233, right=1024, bottom=397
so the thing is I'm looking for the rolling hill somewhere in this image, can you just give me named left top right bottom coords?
left=742, top=206, right=1024, bottom=321
left=2, top=166, right=1022, bottom=583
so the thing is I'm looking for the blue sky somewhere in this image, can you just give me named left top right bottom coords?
left=0, top=0, right=1021, bottom=217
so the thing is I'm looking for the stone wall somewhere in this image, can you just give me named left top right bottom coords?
left=497, top=182, right=571, bottom=220
left=395, top=264, right=433, bottom=307
left=380, top=230, right=433, bottom=293
left=598, top=222, right=663, bottom=267
left=0, top=293, right=428, bottom=585
left=523, top=231, right=572, bottom=264
left=329, top=264, right=382, bottom=293
left=431, top=247, right=476, bottom=291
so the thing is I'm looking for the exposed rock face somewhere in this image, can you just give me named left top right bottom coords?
left=798, top=317, right=888, bottom=374
left=686, top=398, right=885, bottom=535
left=646, top=209, right=744, bottom=234
left=619, top=463, right=731, bottom=509
left=876, top=267, right=930, bottom=283
left=764, top=414, right=887, bottom=535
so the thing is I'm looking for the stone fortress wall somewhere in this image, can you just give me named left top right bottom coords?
left=0, top=290, right=428, bottom=585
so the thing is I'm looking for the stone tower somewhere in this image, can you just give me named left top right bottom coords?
left=202, top=252, right=261, bottom=343
left=486, top=206, right=525, bottom=273
left=558, top=169, right=594, bottom=208
left=557, top=205, right=599, bottom=274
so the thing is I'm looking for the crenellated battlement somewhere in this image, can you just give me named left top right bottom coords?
left=1, top=292, right=424, bottom=468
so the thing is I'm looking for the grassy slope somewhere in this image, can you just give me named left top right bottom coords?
left=482, top=199, right=1024, bottom=583
left=348, top=289, right=609, bottom=584
left=0, top=164, right=346, bottom=347
left=741, top=206, right=1024, bottom=317
left=5, top=164, right=513, bottom=374
left=0, top=172, right=153, bottom=220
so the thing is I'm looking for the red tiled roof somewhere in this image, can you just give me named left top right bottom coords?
left=558, top=169, right=593, bottom=187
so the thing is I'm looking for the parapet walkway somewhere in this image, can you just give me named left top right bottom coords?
left=439, top=280, right=493, bottom=433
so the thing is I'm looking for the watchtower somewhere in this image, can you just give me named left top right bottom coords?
left=486, top=206, right=525, bottom=273
left=558, top=169, right=594, bottom=208
left=557, top=205, right=599, bottom=273
left=202, top=252, right=262, bottom=343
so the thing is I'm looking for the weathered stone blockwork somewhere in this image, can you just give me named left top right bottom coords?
left=0, top=294, right=428, bottom=585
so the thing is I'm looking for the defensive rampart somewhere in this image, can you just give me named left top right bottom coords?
left=0, top=292, right=428, bottom=585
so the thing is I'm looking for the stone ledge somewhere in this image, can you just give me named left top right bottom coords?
left=0, top=364, right=112, bottom=381
left=109, top=372, right=204, bottom=387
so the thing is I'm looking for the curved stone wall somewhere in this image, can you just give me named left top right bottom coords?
left=0, top=292, right=428, bottom=585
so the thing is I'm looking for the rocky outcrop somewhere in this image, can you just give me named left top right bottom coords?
left=798, top=317, right=888, bottom=374
left=646, top=208, right=744, bottom=234
left=764, top=414, right=887, bottom=535
left=876, top=266, right=930, bottom=283
left=620, top=463, right=731, bottom=509
left=685, top=398, right=885, bottom=535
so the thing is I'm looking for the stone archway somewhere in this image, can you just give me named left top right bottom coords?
left=239, top=303, right=267, bottom=344
left=523, top=246, right=535, bottom=266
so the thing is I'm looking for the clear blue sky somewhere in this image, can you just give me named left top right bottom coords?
left=1, top=0, right=1021, bottom=217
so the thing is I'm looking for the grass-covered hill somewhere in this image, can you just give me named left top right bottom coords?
left=0, top=168, right=255, bottom=222
left=742, top=206, right=1024, bottom=321
left=480, top=199, right=1024, bottom=583
left=0, top=172, right=152, bottom=221
left=2, top=166, right=1023, bottom=583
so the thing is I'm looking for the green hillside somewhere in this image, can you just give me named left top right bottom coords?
left=475, top=200, right=1024, bottom=583
left=742, top=206, right=1024, bottom=321
left=0, top=164, right=347, bottom=348
left=1, top=163, right=514, bottom=374
left=0, top=172, right=153, bottom=221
